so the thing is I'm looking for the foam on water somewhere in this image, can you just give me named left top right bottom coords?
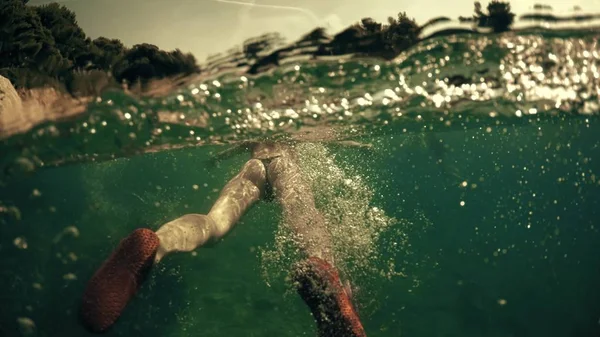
left=258, top=142, right=433, bottom=306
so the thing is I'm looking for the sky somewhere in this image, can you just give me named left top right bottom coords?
left=29, top=0, right=600, bottom=62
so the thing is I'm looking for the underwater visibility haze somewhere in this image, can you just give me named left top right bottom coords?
left=1, top=1, right=600, bottom=336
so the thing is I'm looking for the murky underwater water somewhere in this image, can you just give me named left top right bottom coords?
left=1, top=31, right=600, bottom=337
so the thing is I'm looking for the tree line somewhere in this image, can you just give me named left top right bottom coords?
left=0, top=0, right=199, bottom=92
left=332, top=1, right=516, bottom=55
left=243, top=1, right=515, bottom=73
left=0, top=0, right=526, bottom=92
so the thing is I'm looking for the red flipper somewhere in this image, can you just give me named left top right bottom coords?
left=80, top=228, right=159, bottom=333
left=294, top=257, right=367, bottom=337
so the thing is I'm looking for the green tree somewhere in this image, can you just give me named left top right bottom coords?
left=34, top=3, right=92, bottom=68
left=474, top=1, right=515, bottom=32
left=360, top=18, right=383, bottom=35
left=384, top=12, right=420, bottom=53
left=0, top=0, right=68, bottom=86
left=113, top=44, right=199, bottom=84
left=329, top=26, right=363, bottom=54
left=91, top=37, right=126, bottom=70
left=1, top=0, right=202, bottom=90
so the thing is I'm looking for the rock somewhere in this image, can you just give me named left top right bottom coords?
left=0, top=75, right=90, bottom=140
left=0, top=74, right=23, bottom=120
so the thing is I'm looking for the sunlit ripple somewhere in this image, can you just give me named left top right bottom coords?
left=1, top=32, right=599, bottom=175
left=169, top=33, right=598, bottom=138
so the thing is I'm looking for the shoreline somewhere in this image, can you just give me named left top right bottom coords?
left=0, top=76, right=91, bottom=140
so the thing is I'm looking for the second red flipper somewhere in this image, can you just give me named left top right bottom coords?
left=294, top=257, right=367, bottom=337
left=80, top=228, right=160, bottom=333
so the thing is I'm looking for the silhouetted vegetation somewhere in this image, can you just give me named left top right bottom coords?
left=321, top=12, right=420, bottom=59
left=0, top=0, right=199, bottom=92
left=533, top=4, right=553, bottom=11
left=318, top=2, right=516, bottom=59
left=112, top=44, right=199, bottom=84
left=384, top=12, right=421, bottom=52
left=221, top=0, right=600, bottom=77
left=0, top=0, right=68, bottom=83
left=8, top=0, right=598, bottom=95
left=474, top=1, right=515, bottom=32
left=242, top=1, right=516, bottom=65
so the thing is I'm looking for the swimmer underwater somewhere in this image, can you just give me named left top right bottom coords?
left=80, top=141, right=369, bottom=337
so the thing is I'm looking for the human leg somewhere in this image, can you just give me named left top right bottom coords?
left=265, top=154, right=334, bottom=264
left=265, top=153, right=367, bottom=337
left=154, top=158, right=266, bottom=261
left=80, top=159, right=266, bottom=332
left=294, top=257, right=366, bottom=337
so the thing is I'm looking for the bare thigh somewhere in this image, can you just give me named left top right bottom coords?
left=266, top=154, right=334, bottom=265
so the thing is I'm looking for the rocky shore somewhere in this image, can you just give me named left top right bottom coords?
left=0, top=75, right=90, bottom=140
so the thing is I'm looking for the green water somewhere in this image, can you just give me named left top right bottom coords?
left=1, top=31, right=600, bottom=337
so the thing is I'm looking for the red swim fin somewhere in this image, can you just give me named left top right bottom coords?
left=294, top=257, right=367, bottom=337
left=80, top=228, right=159, bottom=333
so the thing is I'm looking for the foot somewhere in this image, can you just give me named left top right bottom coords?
left=294, top=257, right=367, bottom=337
left=80, top=228, right=159, bottom=333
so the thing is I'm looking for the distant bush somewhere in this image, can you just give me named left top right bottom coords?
left=113, top=44, right=199, bottom=85
left=65, top=70, right=117, bottom=97
left=0, top=68, right=63, bottom=90
left=384, top=12, right=420, bottom=52
left=91, top=37, right=127, bottom=71
left=474, top=1, right=516, bottom=32
left=324, top=13, right=419, bottom=58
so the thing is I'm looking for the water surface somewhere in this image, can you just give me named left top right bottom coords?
left=1, top=29, right=599, bottom=337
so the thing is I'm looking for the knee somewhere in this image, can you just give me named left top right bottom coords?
left=239, top=159, right=266, bottom=189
